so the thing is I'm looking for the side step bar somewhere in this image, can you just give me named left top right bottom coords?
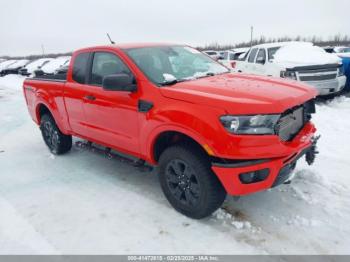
left=75, top=141, right=153, bottom=172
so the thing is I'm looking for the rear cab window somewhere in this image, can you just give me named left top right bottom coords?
left=72, top=52, right=90, bottom=84
left=267, top=47, right=281, bottom=61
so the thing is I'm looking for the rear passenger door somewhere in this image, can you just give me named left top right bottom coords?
left=64, top=51, right=91, bottom=137
left=81, top=51, right=141, bottom=155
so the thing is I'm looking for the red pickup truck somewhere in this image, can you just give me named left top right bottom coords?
left=23, top=43, right=319, bottom=219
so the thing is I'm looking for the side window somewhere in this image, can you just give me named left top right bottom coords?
left=229, top=53, right=236, bottom=60
left=72, top=52, right=90, bottom=84
left=255, top=49, right=266, bottom=64
left=248, top=48, right=258, bottom=63
left=223, top=52, right=229, bottom=60
left=90, top=52, right=132, bottom=86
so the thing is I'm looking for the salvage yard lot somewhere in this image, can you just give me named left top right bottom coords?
left=0, top=75, right=350, bottom=254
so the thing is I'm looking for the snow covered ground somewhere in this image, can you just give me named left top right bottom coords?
left=0, top=75, right=350, bottom=255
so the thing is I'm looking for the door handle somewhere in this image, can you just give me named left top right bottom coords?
left=84, top=95, right=96, bottom=101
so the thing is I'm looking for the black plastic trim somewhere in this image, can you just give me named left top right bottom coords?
left=138, top=100, right=153, bottom=113
left=211, top=158, right=269, bottom=168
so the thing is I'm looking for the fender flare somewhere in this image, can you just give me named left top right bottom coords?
left=34, top=98, right=69, bottom=134
left=145, top=124, right=216, bottom=164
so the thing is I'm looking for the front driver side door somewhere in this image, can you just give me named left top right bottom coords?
left=254, top=48, right=267, bottom=75
left=81, top=51, right=141, bottom=156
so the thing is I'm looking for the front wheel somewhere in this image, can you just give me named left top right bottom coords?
left=40, top=114, right=72, bottom=155
left=158, top=145, right=226, bottom=219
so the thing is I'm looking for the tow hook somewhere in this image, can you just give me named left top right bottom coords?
left=306, top=135, right=321, bottom=165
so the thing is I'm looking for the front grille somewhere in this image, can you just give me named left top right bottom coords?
left=299, top=73, right=337, bottom=81
left=276, top=106, right=304, bottom=142
left=297, top=67, right=338, bottom=82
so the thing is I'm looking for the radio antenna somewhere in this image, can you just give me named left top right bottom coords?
left=107, top=33, right=115, bottom=44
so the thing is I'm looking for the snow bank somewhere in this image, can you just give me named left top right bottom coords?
left=0, top=75, right=25, bottom=90
left=274, top=42, right=341, bottom=66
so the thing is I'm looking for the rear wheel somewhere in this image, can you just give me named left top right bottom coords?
left=40, top=114, right=72, bottom=155
left=158, top=145, right=226, bottom=219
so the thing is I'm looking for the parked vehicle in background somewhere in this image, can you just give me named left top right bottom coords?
left=19, top=58, right=54, bottom=76
left=54, top=65, right=69, bottom=75
left=23, top=43, right=319, bottom=219
left=324, top=46, right=350, bottom=57
left=0, top=60, right=17, bottom=75
left=235, top=42, right=346, bottom=96
left=323, top=46, right=350, bottom=92
left=39, top=56, right=71, bottom=74
left=1, top=59, right=30, bottom=76
left=341, top=57, right=350, bottom=92
left=219, top=47, right=250, bottom=69
left=203, top=50, right=222, bottom=60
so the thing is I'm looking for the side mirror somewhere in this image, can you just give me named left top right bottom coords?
left=102, top=74, right=137, bottom=92
left=256, top=57, right=266, bottom=64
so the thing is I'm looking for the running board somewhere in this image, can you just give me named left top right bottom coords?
left=75, top=141, right=153, bottom=172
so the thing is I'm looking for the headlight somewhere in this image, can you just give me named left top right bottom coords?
left=280, top=70, right=297, bottom=80
left=338, top=65, right=345, bottom=77
left=220, top=114, right=280, bottom=135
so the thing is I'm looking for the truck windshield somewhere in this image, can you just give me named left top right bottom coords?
left=124, top=46, right=229, bottom=86
left=268, top=47, right=281, bottom=60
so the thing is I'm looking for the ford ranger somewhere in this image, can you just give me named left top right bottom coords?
left=23, top=43, right=319, bottom=219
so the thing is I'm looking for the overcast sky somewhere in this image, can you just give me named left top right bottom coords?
left=1, top=0, right=349, bottom=56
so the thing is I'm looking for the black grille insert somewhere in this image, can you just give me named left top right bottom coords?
left=276, top=106, right=305, bottom=142
left=299, top=74, right=337, bottom=81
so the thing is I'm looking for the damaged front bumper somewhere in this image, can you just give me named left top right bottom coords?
left=211, top=125, right=320, bottom=196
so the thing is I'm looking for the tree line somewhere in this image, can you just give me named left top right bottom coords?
left=198, top=34, right=350, bottom=50
left=1, top=34, right=350, bottom=59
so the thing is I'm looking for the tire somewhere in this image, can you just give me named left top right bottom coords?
left=158, top=145, right=226, bottom=219
left=40, top=114, right=72, bottom=155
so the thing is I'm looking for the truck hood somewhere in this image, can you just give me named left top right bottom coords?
left=273, top=43, right=342, bottom=68
left=159, top=73, right=317, bottom=115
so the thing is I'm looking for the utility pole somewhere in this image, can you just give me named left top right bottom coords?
left=250, top=26, right=254, bottom=48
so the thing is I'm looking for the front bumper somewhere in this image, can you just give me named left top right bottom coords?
left=303, top=75, right=346, bottom=96
left=211, top=122, right=318, bottom=195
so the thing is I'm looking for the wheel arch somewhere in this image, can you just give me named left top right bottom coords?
left=36, top=103, right=53, bottom=122
left=149, top=128, right=215, bottom=164
left=35, top=102, right=69, bottom=134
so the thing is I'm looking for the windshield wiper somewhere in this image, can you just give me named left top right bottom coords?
left=160, top=78, right=191, bottom=86
left=195, top=72, right=215, bottom=79
left=159, top=79, right=180, bottom=86
left=160, top=72, right=226, bottom=86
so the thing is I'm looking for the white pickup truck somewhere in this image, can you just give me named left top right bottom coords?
left=234, top=42, right=346, bottom=96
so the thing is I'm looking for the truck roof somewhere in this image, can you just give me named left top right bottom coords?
left=251, top=41, right=313, bottom=49
left=75, top=43, right=180, bottom=53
